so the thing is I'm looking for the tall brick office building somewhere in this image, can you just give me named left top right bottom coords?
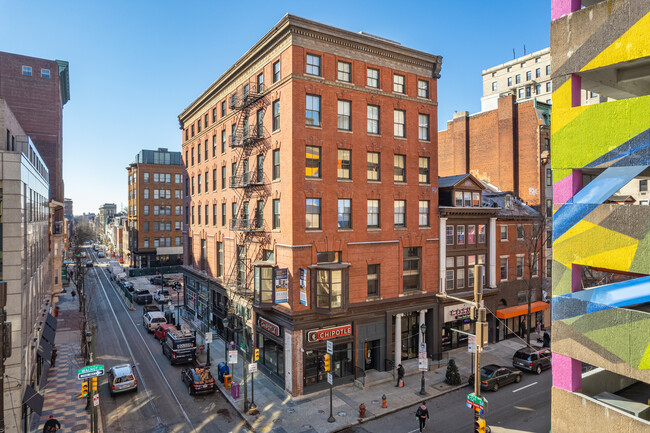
left=178, top=15, right=442, bottom=395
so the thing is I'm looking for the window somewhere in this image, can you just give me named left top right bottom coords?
left=546, top=199, right=552, bottom=218
left=467, top=225, right=476, bottom=243
left=517, top=256, right=524, bottom=278
left=272, top=199, right=280, bottom=229
left=272, top=100, right=280, bottom=131
left=468, top=267, right=475, bottom=289
left=272, top=149, right=280, bottom=180
left=337, top=149, right=351, bottom=180
left=367, top=152, right=380, bottom=181
left=367, top=199, right=380, bottom=228
left=546, top=65, right=551, bottom=75
left=306, top=54, right=321, bottom=76
left=144, top=238, right=149, bottom=248
left=507, top=77, right=512, bottom=86
left=191, top=148, right=195, bottom=166
left=144, top=205, right=149, bottom=216
left=464, top=192, right=472, bottom=207
left=446, top=226, right=454, bottom=245
left=22, top=65, right=32, bottom=76
left=367, top=105, right=380, bottom=134
left=257, top=72, right=264, bottom=92
left=175, top=205, right=182, bottom=216
left=144, top=172, right=150, bottom=183
left=254, top=265, right=274, bottom=304
left=306, top=146, right=321, bottom=178
left=221, top=203, right=226, bottom=227
left=306, top=95, right=321, bottom=126
left=526, top=87, right=531, bottom=97
left=394, top=200, right=406, bottom=228
left=198, top=119, right=201, bottom=133
left=418, top=157, right=430, bottom=184
left=306, top=198, right=321, bottom=229
left=197, top=174, right=201, bottom=194
left=393, top=154, right=405, bottom=182
left=212, top=169, right=217, bottom=191
left=205, top=113, right=209, bottom=127
left=204, top=205, right=208, bottom=225
left=144, top=221, right=149, bottom=232
left=546, top=82, right=552, bottom=92
left=273, top=60, right=281, bottom=82
left=500, top=257, right=509, bottom=281
left=367, top=264, right=380, bottom=297
left=394, top=110, right=405, bottom=137
left=492, top=82, right=497, bottom=91
left=338, top=61, right=351, bottom=82
left=457, top=225, right=465, bottom=244
left=455, top=192, right=463, bottom=207
left=547, top=259, right=553, bottom=278
left=640, top=179, right=648, bottom=192
left=418, top=80, right=429, bottom=98
left=456, top=269, right=465, bottom=289
left=403, top=247, right=421, bottom=292
left=338, top=100, right=351, bottom=130
left=536, top=84, right=541, bottom=94
left=446, top=270, right=454, bottom=290
left=144, top=189, right=149, bottom=199
left=518, top=88, right=524, bottom=98
left=532, top=253, right=539, bottom=277
left=536, top=68, right=541, bottom=78
left=526, top=71, right=532, bottom=81
left=337, top=199, right=352, bottom=229
left=216, top=242, right=224, bottom=277
left=517, top=224, right=525, bottom=240
left=418, top=114, right=430, bottom=141
left=515, top=74, right=521, bottom=84
left=500, top=225, right=508, bottom=241
left=191, top=125, right=195, bottom=137
left=418, top=201, right=429, bottom=227
left=221, top=166, right=226, bottom=189
left=367, top=68, right=379, bottom=88
left=316, top=268, right=343, bottom=309
left=41, top=68, right=50, bottom=78
left=393, top=74, right=405, bottom=93
left=212, top=107, right=217, bottom=122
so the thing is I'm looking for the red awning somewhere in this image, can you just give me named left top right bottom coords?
left=496, top=301, right=550, bottom=319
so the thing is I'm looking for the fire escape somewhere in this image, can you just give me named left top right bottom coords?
left=225, top=81, right=271, bottom=302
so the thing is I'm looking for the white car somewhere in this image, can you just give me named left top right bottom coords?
left=143, top=311, right=167, bottom=332
left=154, top=289, right=171, bottom=303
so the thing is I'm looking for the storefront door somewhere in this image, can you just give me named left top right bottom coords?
left=304, top=342, right=353, bottom=389
left=364, top=340, right=379, bottom=371
left=400, top=313, right=420, bottom=360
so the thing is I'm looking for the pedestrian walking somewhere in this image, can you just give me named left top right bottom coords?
left=535, top=321, right=542, bottom=337
left=50, top=345, right=57, bottom=367
left=396, top=363, right=405, bottom=387
left=415, top=401, right=430, bottom=432
left=42, top=415, right=61, bottom=432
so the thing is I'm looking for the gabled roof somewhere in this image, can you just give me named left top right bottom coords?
left=439, top=173, right=483, bottom=189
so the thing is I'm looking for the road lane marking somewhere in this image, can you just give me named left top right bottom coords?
left=94, top=261, right=197, bottom=432
left=512, top=381, right=538, bottom=393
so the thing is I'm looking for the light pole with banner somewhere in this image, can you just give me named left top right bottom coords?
left=419, top=323, right=427, bottom=395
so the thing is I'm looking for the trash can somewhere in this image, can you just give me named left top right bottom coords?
left=231, top=382, right=240, bottom=399
left=224, top=374, right=232, bottom=390
left=217, top=362, right=229, bottom=383
left=164, top=311, right=174, bottom=324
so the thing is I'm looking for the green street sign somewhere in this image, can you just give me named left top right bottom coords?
left=466, top=393, right=486, bottom=407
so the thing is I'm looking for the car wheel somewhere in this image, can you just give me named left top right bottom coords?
left=515, top=374, right=522, bottom=383
left=188, top=385, right=192, bottom=395
left=536, top=365, right=542, bottom=375
left=492, top=383, right=499, bottom=392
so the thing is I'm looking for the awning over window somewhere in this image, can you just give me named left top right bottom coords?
left=37, top=337, right=52, bottom=365
left=45, top=313, right=58, bottom=331
left=496, top=301, right=550, bottom=319
left=42, top=324, right=55, bottom=345
left=22, top=385, right=44, bottom=414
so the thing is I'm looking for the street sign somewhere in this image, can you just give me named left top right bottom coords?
left=327, top=372, right=333, bottom=385
left=228, top=350, right=238, bottom=364
left=78, top=365, right=105, bottom=380
left=248, top=362, right=258, bottom=373
left=326, top=340, right=333, bottom=355
left=468, top=335, right=476, bottom=353
left=93, top=394, right=99, bottom=407
left=169, top=304, right=175, bottom=310
left=466, top=393, right=487, bottom=414
left=418, top=357, right=428, bottom=371
left=205, top=332, right=213, bottom=344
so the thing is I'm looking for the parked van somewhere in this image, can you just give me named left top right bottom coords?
left=163, top=326, right=196, bottom=365
left=108, top=364, right=137, bottom=395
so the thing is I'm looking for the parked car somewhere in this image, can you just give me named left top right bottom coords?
left=143, top=304, right=161, bottom=316
left=150, top=275, right=172, bottom=286
left=133, top=289, right=153, bottom=305
left=154, top=323, right=177, bottom=342
left=154, top=289, right=171, bottom=303
left=143, top=311, right=167, bottom=332
left=123, top=282, right=135, bottom=293
left=181, top=367, right=216, bottom=395
left=468, top=364, right=522, bottom=392
left=513, top=347, right=552, bottom=374
left=97, top=251, right=105, bottom=258
left=108, top=364, right=137, bottom=395
left=86, top=260, right=93, bottom=267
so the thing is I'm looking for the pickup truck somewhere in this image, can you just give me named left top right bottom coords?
left=143, top=304, right=161, bottom=316
left=150, top=275, right=172, bottom=286
left=154, top=289, right=171, bottom=303
left=133, top=289, right=153, bottom=305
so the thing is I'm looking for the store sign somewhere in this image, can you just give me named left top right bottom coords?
left=307, top=324, right=352, bottom=342
left=444, top=303, right=473, bottom=322
left=299, top=268, right=308, bottom=306
left=259, top=317, right=280, bottom=337
left=274, top=268, right=288, bottom=304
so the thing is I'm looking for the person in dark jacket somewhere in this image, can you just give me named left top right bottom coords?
left=396, top=363, right=405, bottom=387
left=43, top=415, right=61, bottom=432
left=415, top=401, right=430, bottom=432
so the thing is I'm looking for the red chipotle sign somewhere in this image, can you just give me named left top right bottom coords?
left=307, top=324, right=352, bottom=342
left=258, top=317, right=280, bottom=337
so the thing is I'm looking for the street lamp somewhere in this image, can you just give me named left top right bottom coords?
left=420, top=323, right=427, bottom=396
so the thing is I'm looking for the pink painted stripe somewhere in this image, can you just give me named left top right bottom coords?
left=552, top=353, right=582, bottom=391
left=552, top=0, right=581, bottom=21
left=554, top=169, right=582, bottom=204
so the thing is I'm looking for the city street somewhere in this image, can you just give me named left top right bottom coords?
left=341, top=370, right=551, bottom=433
left=84, top=247, right=249, bottom=433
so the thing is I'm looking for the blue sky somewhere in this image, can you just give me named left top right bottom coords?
left=0, top=0, right=550, bottom=214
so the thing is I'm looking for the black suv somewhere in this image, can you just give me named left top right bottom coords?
left=150, top=275, right=172, bottom=286
left=513, top=347, right=552, bottom=374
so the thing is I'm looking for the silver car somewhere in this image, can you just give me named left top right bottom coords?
left=108, top=364, right=137, bottom=395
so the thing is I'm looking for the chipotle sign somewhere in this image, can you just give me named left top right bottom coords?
left=307, top=324, right=352, bottom=342
left=258, top=317, right=280, bottom=337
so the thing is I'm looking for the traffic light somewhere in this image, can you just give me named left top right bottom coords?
left=91, top=377, right=98, bottom=392
left=474, top=417, right=486, bottom=433
left=81, top=381, right=89, bottom=397
left=253, top=348, right=259, bottom=362
left=323, top=354, right=331, bottom=372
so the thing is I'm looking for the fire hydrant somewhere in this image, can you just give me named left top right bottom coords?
left=381, top=394, right=387, bottom=408
left=359, top=403, right=366, bottom=418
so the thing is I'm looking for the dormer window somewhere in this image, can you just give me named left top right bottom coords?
left=455, top=192, right=463, bottom=207
left=505, top=194, right=513, bottom=209
left=473, top=192, right=481, bottom=207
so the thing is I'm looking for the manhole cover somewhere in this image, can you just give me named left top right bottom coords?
left=338, top=411, right=347, bottom=417
left=287, top=408, right=295, bottom=414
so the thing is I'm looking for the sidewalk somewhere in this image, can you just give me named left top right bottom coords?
left=189, top=321, right=548, bottom=433
left=30, top=286, right=92, bottom=432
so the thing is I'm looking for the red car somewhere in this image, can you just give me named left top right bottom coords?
left=154, top=324, right=177, bottom=342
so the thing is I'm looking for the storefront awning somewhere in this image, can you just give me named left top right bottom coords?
left=496, top=301, right=550, bottom=319
left=42, top=324, right=56, bottom=345
left=45, top=313, right=58, bottom=331
left=37, top=337, right=52, bottom=365
left=22, top=385, right=44, bottom=415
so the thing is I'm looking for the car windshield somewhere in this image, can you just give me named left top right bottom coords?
left=152, top=318, right=165, bottom=323
left=160, top=290, right=169, bottom=296
left=191, top=369, right=214, bottom=384
left=514, top=350, right=532, bottom=361
left=480, top=366, right=497, bottom=378
left=114, top=374, right=135, bottom=383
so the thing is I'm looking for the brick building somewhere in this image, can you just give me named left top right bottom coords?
left=127, top=148, right=184, bottom=268
left=178, top=15, right=442, bottom=395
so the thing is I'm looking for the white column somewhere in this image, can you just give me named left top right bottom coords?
left=439, top=217, right=447, bottom=293
left=489, top=217, right=497, bottom=287
left=419, top=310, right=426, bottom=348
left=395, top=313, right=403, bottom=370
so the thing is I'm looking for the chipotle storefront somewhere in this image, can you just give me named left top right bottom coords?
left=303, top=324, right=354, bottom=392
left=255, top=316, right=285, bottom=388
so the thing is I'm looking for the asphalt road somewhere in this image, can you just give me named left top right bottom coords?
left=84, top=247, right=249, bottom=433
left=341, top=366, right=551, bottom=433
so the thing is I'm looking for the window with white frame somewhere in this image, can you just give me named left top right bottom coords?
left=500, top=225, right=508, bottom=241
left=338, top=100, right=351, bottom=130
left=418, top=80, right=429, bottom=98
left=500, top=257, right=509, bottom=280
left=367, top=68, right=379, bottom=88
left=367, top=105, right=380, bottom=134
left=306, top=94, right=321, bottom=126
left=306, top=54, right=321, bottom=76
left=367, top=152, right=380, bottom=181
left=517, top=255, right=524, bottom=278
left=22, top=66, right=32, bottom=76
left=418, top=201, right=429, bottom=227
left=394, top=200, right=405, bottom=227
left=446, top=226, right=454, bottom=245
left=393, top=154, right=405, bottom=182
left=367, top=199, right=380, bottom=228
left=418, top=157, right=430, bottom=184
left=337, top=149, right=351, bottom=180
left=338, top=61, right=351, bottom=82
left=394, top=110, right=405, bottom=137
left=41, top=68, right=50, bottom=78
left=338, top=199, right=352, bottom=229
left=393, top=74, right=405, bottom=93
left=418, top=114, right=429, bottom=141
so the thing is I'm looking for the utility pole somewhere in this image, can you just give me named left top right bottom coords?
left=472, top=265, right=488, bottom=429
left=0, top=281, right=11, bottom=433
